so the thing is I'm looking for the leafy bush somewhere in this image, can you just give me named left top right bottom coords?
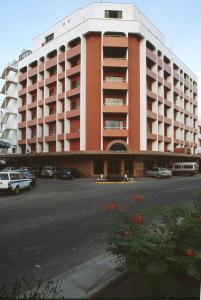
left=107, top=194, right=201, bottom=298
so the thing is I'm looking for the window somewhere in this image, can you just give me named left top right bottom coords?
left=49, top=104, right=56, bottom=115
left=32, top=93, right=37, bottom=102
left=93, top=160, right=104, bottom=175
left=31, top=109, right=37, bottom=120
left=105, top=10, right=122, bottom=19
left=49, top=123, right=56, bottom=136
left=21, top=112, right=26, bottom=122
left=22, top=128, right=26, bottom=139
left=31, top=127, right=36, bottom=138
left=45, top=33, right=54, bottom=44
left=147, top=121, right=152, bottom=133
left=104, top=120, right=123, bottom=129
left=104, top=98, right=124, bottom=106
left=22, top=97, right=26, bottom=106
left=71, top=79, right=79, bottom=89
left=49, top=87, right=56, bottom=97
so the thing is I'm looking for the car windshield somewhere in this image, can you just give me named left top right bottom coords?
left=44, top=167, right=52, bottom=170
left=0, top=173, right=9, bottom=180
left=160, top=168, right=167, bottom=171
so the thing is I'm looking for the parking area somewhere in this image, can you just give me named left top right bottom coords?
left=0, top=174, right=201, bottom=286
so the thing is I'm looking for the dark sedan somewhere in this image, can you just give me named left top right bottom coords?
left=16, top=168, right=37, bottom=186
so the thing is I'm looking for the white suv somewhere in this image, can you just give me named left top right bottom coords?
left=0, top=172, right=32, bottom=195
left=145, top=167, right=172, bottom=179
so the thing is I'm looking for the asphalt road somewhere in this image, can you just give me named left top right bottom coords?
left=0, top=175, right=201, bottom=286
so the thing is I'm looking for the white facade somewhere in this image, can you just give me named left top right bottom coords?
left=0, top=62, right=18, bottom=153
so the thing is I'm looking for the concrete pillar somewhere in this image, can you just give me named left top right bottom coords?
left=103, top=160, right=107, bottom=176
left=133, top=160, right=144, bottom=177
left=120, top=160, right=125, bottom=176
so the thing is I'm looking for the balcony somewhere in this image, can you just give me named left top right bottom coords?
left=58, top=134, right=65, bottom=141
left=67, top=44, right=81, bottom=60
left=45, top=57, right=57, bottom=69
left=28, top=66, right=37, bottom=78
left=27, top=137, right=37, bottom=144
left=45, top=95, right=57, bottom=104
left=66, top=65, right=80, bottom=77
left=102, top=105, right=128, bottom=114
left=39, top=63, right=44, bottom=73
left=164, top=99, right=172, bottom=107
left=19, top=72, right=27, bottom=82
left=174, top=138, right=180, bottom=144
left=103, top=127, right=128, bottom=137
left=158, top=95, right=163, bottom=103
left=38, top=117, right=44, bottom=124
left=103, top=79, right=128, bottom=90
left=58, top=71, right=65, bottom=80
left=174, top=104, right=180, bottom=111
left=164, top=136, right=172, bottom=143
left=193, top=85, right=198, bottom=94
left=58, top=52, right=65, bottom=63
left=147, top=132, right=157, bottom=140
left=158, top=115, right=163, bottom=122
left=18, top=121, right=26, bottom=129
left=58, top=92, right=65, bottom=100
left=38, top=80, right=44, bottom=88
left=66, top=130, right=80, bottom=140
left=18, top=87, right=27, bottom=97
left=158, top=75, right=163, bottom=85
left=38, top=99, right=44, bottom=106
left=184, top=78, right=189, bottom=88
left=27, top=101, right=37, bottom=110
left=66, top=109, right=80, bottom=119
left=28, top=83, right=37, bottom=93
left=103, top=36, right=128, bottom=48
left=173, top=70, right=179, bottom=81
left=147, top=110, right=157, bottom=120
left=45, top=114, right=57, bottom=123
left=27, top=119, right=37, bottom=127
left=45, top=74, right=57, bottom=85
left=174, top=86, right=180, bottom=95
left=146, top=48, right=156, bottom=64
left=146, top=68, right=157, bottom=81
left=58, top=112, right=65, bottom=120
left=164, top=79, right=172, bottom=90
left=18, top=139, right=26, bottom=145
left=103, top=58, right=128, bottom=68
left=158, top=57, right=163, bottom=68
left=66, top=87, right=80, bottom=98
left=18, top=105, right=26, bottom=113
left=45, top=135, right=56, bottom=142
left=147, top=90, right=157, bottom=101
left=158, top=135, right=163, bottom=142
left=174, top=120, right=180, bottom=128
left=164, top=117, right=172, bottom=125
left=164, top=63, right=171, bottom=75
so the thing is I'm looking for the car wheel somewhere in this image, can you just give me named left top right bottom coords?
left=156, top=174, right=161, bottom=179
left=53, top=174, right=57, bottom=179
left=28, top=183, right=32, bottom=191
left=14, top=186, right=20, bottom=195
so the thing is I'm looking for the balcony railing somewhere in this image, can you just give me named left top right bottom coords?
left=103, top=126, right=127, bottom=130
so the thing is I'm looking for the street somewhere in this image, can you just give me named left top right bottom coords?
left=0, top=175, right=200, bottom=286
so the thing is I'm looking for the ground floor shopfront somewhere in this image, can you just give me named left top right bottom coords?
left=1, top=151, right=200, bottom=177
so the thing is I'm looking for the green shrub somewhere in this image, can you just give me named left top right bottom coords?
left=107, top=194, right=201, bottom=298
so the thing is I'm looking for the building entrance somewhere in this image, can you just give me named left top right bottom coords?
left=108, top=159, right=121, bottom=175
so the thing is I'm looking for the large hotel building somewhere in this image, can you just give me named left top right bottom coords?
left=1, top=2, right=199, bottom=176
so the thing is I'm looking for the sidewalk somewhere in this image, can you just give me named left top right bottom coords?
left=45, top=253, right=121, bottom=298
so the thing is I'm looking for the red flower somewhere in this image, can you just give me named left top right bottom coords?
left=106, top=203, right=120, bottom=212
left=122, top=231, right=130, bottom=237
left=184, top=249, right=194, bottom=257
left=131, top=214, right=144, bottom=224
left=133, top=194, right=144, bottom=203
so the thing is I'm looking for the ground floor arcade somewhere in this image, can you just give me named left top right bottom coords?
left=1, top=151, right=200, bottom=177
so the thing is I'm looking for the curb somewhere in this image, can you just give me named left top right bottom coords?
left=42, top=254, right=122, bottom=299
left=96, top=181, right=135, bottom=184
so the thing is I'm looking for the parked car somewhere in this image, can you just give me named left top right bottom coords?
left=172, top=162, right=198, bottom=176
left=0, top=171, right=32, bottom=195
left=57, top=168, right=74, bottom=180
left=145, top=167, right=172, bottom=179
left=41, top=166, right=61, bottom=178
left=17, top=168, right=37, bottom=186
left=2, top=167, right=17, bottom=172
left=65, top=168, right=83, bottom=178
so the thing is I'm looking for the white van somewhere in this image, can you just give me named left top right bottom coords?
left=172, top=162, right=199, bottom=176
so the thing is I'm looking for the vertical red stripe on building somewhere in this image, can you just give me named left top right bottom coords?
left=128, top=34, right=141, bottom=151
left=86, top=33, right=102, bottom=150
